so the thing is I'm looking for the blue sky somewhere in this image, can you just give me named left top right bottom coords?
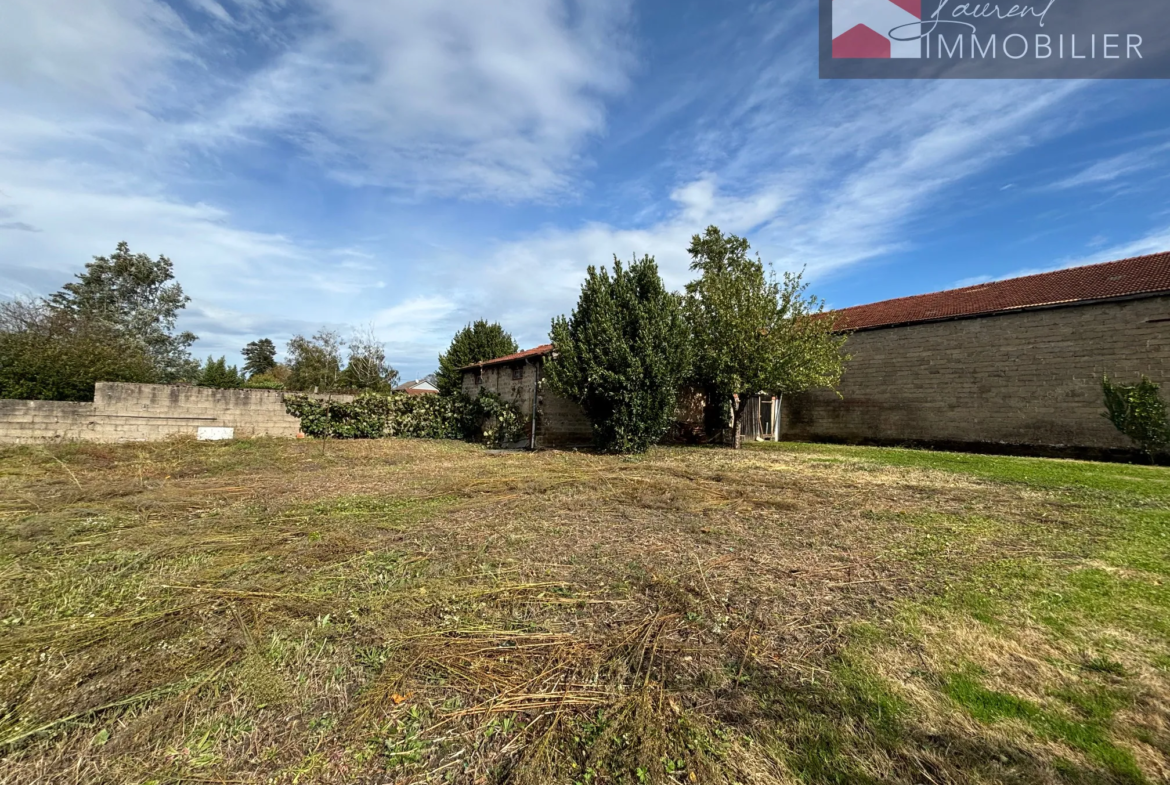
left=2, top=0, right=1170, bottom=380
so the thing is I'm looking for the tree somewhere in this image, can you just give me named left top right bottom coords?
left=545, top=255, right=691, bottom=453
left=0, top=299, right=156, bottom=401
left=342, top=325, right=400, bottom=391
left=197, top=356, right=244, bottom=389
left=242, top=338, right=278, bottom=378
left=683, top=226, right=846, bottom=448
left=286, top=330, right=345, bottom=392
left=1103, top=375, right=1169, bottom=462
left=48, top=241, right=198, bottom=381
left=436, top=320, right=518, bottom=396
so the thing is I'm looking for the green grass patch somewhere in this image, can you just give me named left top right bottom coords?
left=754, top=442, right=1170, bottom=502
left=945, top=672, right=1145, bottom=783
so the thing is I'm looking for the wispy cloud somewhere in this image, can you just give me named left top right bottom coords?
left=1048, top=142, right=1170, bottom=191
left=177, top=0, right=635, bottom=200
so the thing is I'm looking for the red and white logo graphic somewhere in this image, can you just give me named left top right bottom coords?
left=832, top=0, right=922, bottom=58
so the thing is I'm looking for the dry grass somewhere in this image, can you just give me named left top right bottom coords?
left=0, top=437, right=1167, bottom=784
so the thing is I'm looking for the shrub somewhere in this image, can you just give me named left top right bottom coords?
left=471, top=390, right=527, bottom=446
left=546, top=255, right=690, bottom=453
left=284, top=390, right=526, bottom=446
left=244, top=372, right=285, bottom=390
left=1103, top=375, right=1169, bottom=460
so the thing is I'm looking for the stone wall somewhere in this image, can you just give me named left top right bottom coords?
left=462, top=359, right=593, bottom=448
left=782, top=295, right=1170, bottom=454
left=0, top=383, right=353, bottom=445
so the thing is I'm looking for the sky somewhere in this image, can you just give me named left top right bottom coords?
left=2, top=0, right=1170, bottom=381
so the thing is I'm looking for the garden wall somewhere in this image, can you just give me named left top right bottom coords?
left=0, top=383, right=353, bottom=445
left=782, top=295, right=1170, bottom=456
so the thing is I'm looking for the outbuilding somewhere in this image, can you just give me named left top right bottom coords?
left=784, top=252, right=1170, bottom=457
left=461, top=345, right=593, bottom=449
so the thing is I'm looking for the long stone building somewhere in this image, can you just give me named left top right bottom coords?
left=784, top=253, right=1170, bottom=457
left=463, top=253, right=1169, bottom=455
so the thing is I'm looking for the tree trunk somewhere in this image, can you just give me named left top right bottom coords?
left=731, top=396, right=746, bottom=450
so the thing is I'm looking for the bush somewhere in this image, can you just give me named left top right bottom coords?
left=545, top=255, right=690, bottom=453
left=284, top=390, right=526, bottom=446
left=244, top=372, right=285, bottom=390
left=1103, top=375, right=1169, bottom=460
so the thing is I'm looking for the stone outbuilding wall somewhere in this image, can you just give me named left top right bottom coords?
left=782, top=295, right=1170, bottom=455
left=462, top=359, right=593, bottom=448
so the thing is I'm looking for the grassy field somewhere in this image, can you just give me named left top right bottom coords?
left=0, top=438, right=1167, bottom=784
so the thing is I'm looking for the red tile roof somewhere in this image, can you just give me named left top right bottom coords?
left=835, top=252, right=1170, bottom=331
left=461, top=343, right=553, bottom=371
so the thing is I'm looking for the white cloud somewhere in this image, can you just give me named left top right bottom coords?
left=184, top=0, right=635, bottom=200
left=463, top=79, right=1089, bottom=347
left=0, top=0, right=182, bottom=109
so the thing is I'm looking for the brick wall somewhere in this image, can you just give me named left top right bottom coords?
left=782, top=295, right=1170, bottom=453
left=0, top=383, right=354, bottom=445
left=462, top=360, right=593, bottom=448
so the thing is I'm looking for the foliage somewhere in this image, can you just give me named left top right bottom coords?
left=284, top=390, right=526, bottom=446
left=0, top=299, right=156, bottom=401
left=341, top=325, right=400, bottom=391
left=470, top=390, right=527, bottom=446
left=242, top=338, right=278, bottom=378
left=286, top=330, right=345, bottom=392
left=683, top=226, right=846, bottom=444
left=546, top=255, right=690, bottom=453
left=243, top=372, right=285, bottom=390
left=47, top=241, right=198, bottom=382
left=1103, top=375, right=1169, bottom=460
left=197, top=356, right=244, bottom=389
left=285, top=392, right=394, bottom=439
left=436, top=320, right=518, bottom=397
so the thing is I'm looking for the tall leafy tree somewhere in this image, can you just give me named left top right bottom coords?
left=0, top=299, right=156, bottom=401
left=342, top=325, right=400, bottom=391
left=48, top=241, right=198, bottom=381
left=436, top=320, right=518, bottom=396
left=545, top=255, right=691, bottom=453
left=286, top=330, right=345, bottom=392
left=241, top=338, right=278, bottom=378
left=683, top=226, right=846, bottom=448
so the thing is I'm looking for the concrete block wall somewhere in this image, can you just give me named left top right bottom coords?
left=782, top=295, right=1170, bottom=452
left=0, top=383, right=354, bottom=445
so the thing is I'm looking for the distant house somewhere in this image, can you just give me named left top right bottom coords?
left=393, top=379, right=439, bottom=396
left=460, top=345, right=593, bottom=449
left=787, top=252, right=1170, bottom=457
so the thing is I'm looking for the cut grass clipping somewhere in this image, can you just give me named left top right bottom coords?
left=0, top=437, right=1167, bottom=783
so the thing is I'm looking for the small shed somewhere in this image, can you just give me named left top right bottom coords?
left=737, top=394, right=782, bottom=441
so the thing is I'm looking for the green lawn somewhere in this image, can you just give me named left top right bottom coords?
left=0, top=438, right=1167, bottom=784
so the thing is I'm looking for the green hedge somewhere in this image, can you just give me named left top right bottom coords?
left=284, top=391, right=526, bottom=447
